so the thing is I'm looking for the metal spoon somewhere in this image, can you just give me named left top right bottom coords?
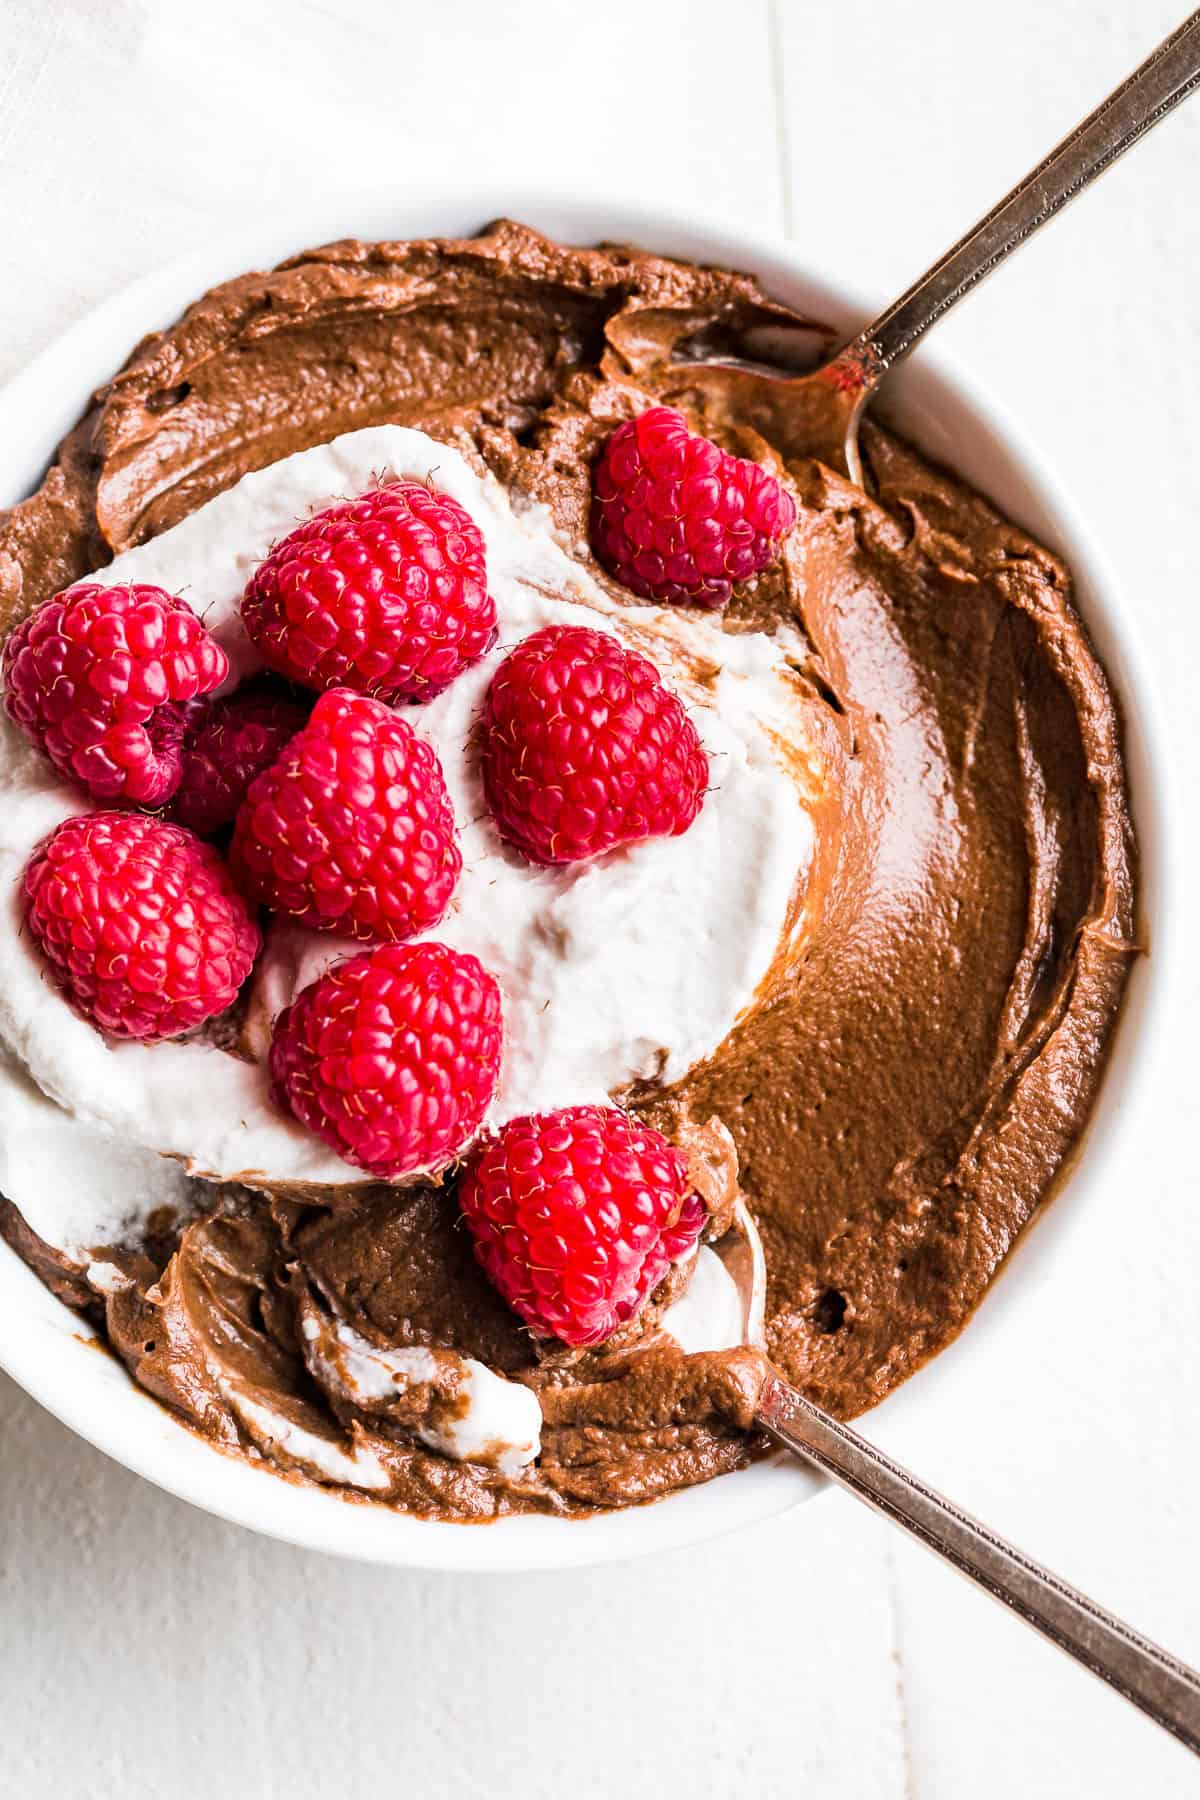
left=711, top=1203, right=1200, bottom=1755
left=669, top=10, right=1200, bottom=484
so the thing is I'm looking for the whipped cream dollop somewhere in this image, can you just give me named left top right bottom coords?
left=0, top=425, right=820, bottom=1253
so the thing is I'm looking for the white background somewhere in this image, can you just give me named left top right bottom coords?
left=2, top=2, right=1199, bottom=1794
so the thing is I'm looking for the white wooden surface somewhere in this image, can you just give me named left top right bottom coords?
left=2, top=2, right=1199, bottom=1793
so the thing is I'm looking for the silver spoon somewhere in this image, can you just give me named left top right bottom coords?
left=668, top=9, right=1200, bottom=484
left=711, top=1202, right=1200, bottom=1755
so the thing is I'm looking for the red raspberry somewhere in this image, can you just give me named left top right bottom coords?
left=481, top=624, right=708, bottom=865
left=590, top=407, right=797, bottom=608
left=170, top=683, right=309, bottom=837
left=2, top=582, right=229, bottom=805
left=458, top=1105, right=706, bottom=1347
left=240, top=482, right=497, bottom=703
left=230, top=688, right=461, bottom=941
left=270, top=942, right=503, bottom=1179
left=24, top=812, right=260, bottom=1041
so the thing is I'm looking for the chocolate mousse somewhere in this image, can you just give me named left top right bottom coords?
left=0, top=221, right=1137, bottom=1518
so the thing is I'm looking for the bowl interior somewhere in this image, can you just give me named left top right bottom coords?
left=0, top=189, right=1168, bottom=1570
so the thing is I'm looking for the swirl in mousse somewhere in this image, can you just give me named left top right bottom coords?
left=0, top=223, right=1136, bottom=1518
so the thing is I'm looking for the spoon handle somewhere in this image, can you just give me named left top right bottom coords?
left=842, top=8, right=1200, bottom=381
left=757, top=1371, right=1200, bottom=1756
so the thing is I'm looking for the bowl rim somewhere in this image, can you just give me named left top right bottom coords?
left=0, top=183, right=1174, bottom=1572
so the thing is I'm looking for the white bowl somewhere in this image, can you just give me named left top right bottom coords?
left=0, top=189, right=1172, bottom=1571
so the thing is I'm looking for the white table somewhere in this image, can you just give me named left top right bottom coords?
left=2, top=2, right=1198, bottom=1793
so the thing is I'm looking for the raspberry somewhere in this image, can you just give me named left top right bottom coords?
left=24, top=811, right=260, bottom=1040
left=458, top=1105, right=706, bottom=1347
left=481, top=624, right=708, bottom=865
left=590, top=407, right=796, bottom=608
left=170, top=683, right=309, bottom=837
left=230, top=688, right=461, bottom=941
left=240, top=482, right=497, bottom=703
left=270, top=942, right=503, bottom=1179
left=2, top=582, right=229, bottom=804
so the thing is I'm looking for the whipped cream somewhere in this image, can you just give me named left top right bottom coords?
left=0, top=1045, right=197, bottom=1254
left=219, top=1385, right=391, bottom=1492
left=0, top=425, right=820, bottom=1253
left=302, top=1313, right=541, bottom=1478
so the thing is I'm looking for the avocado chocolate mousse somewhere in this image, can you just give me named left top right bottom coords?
left=0, top=222, right=1136, bottom=1520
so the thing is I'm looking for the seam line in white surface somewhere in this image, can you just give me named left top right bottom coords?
left=767, top=0, right=797, bottom=239
left=885, top=1533, right=919, bottom=1800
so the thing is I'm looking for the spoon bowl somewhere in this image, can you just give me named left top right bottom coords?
left=658, top=348, right=871, bottom=482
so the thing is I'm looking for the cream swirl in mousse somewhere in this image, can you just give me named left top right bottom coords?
left=0, top=425, right=823, bottom=1260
